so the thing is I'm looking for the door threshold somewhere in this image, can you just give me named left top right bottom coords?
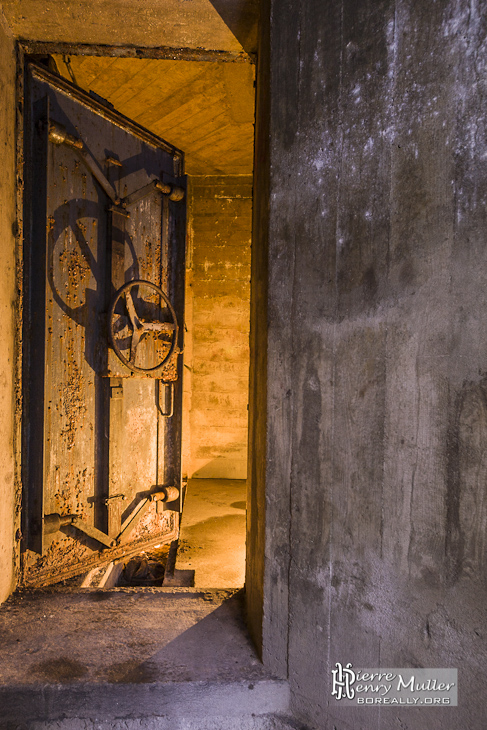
left=42, top=538, right=191, bottom=590
left=21, top=585, right=243, bottom=595
left=45, top=532, right=197, bottom=590
left=0, top=586, right=290, bottom=726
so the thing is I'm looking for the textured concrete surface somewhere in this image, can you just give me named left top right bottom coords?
left=53, top=56, right=255, bottom=176
left=1, top=683, right=291, bottom=728
left=176, top=478, right=246, bottom=587
left=0, top=589, right=261, bottom=684
left=3, top=0, right=487, bottom=728
left=1, top=0, right=252, bottom=53
left=184, top=176, right=251, bottom=480
left=245, top=0, right=269, bottom=659
left=21, top=716, right=304, bottom=730
left=0, top=588, right=289, bottom=725
left=249, top=0, right=487, bottom=728
left=0, top=7, right=18, bottom=605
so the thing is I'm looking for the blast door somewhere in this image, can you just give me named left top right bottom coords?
left=22, top=64, right=186, bottom=587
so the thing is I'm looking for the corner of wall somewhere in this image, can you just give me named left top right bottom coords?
left=246, top=0, right=274, bottom=665
left=0, top=16, right=19, bottom=603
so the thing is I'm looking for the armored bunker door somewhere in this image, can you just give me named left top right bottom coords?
left=22, top=64, right=186, bottom=587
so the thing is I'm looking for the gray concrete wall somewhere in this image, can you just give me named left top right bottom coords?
left=0, top=9, right=18, bottom=603
left=183, top=176, right=251, bottom=480
left=256, top=0, right=487, bottom=727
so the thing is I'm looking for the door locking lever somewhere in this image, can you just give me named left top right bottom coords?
left=43, top=513, right=116, bottom=548
left=103, top=494, right=126, bottom=506
left=48, top=120, right=120, bottom=204
left=48, top=121, right=185, bottom=206
left=87, top=494, right=126, bottom=507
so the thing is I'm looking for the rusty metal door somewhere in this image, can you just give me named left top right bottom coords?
left=22, top=63, right=186, bottom=587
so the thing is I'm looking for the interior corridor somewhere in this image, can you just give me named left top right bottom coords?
left=176, top=478, right=247, bottom=588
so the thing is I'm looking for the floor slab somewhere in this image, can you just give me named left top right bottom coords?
left=0, top=588, right=262, bottom=685
left=0, top=588, right=289, bottom=725
left=177, top=478, right=246, bottom=587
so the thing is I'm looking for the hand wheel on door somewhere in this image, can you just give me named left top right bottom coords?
left=108, top=279, right=178, bottom=374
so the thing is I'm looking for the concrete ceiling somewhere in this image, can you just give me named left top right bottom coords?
left=0, top=1, right=257, bottom=175
left=52, top=54, right=255, bottom=175
left=0, top=0, right=258, bottom=54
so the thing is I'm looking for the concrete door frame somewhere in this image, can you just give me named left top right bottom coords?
left=15, top=38, right=275, bottom=663
left=244, top=0, right=290, bottom=677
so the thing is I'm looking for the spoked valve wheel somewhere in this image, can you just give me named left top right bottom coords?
left=108, top=279, right=178, bottom=374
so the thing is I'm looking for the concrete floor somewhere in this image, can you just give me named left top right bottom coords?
left=176, top=478, right=247, bottom=588
left=0, top=589, right=261, bottom=685
left=0, top=480, right=257, bottom=725
left=0, top=588, right=289, bottom=726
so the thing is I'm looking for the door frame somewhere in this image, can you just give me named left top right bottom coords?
left=14, top=39, right=273, bottom=661
left=20, top=60, right=190, bottom=585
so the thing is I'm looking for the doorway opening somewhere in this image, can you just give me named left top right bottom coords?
left=19, top=47, right=255, bottom=592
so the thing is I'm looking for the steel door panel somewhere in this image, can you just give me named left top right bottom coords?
left=22, top=64, right=186, bottom=586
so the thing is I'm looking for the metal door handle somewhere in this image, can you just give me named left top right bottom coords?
left=158, top=381, right=174, bottom=417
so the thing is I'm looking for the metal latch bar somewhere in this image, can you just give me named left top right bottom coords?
left=158, top=381, right=174, bottom=417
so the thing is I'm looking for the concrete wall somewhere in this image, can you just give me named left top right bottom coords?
left=0, top=0, right=248, bottom=53
left=246, top=0, right=269, bottom=656
left=183, top=176, right=251, bottom=480
left=255, top=0, right=487, bottom=727
left=0, top=9, right=18, bottom=603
